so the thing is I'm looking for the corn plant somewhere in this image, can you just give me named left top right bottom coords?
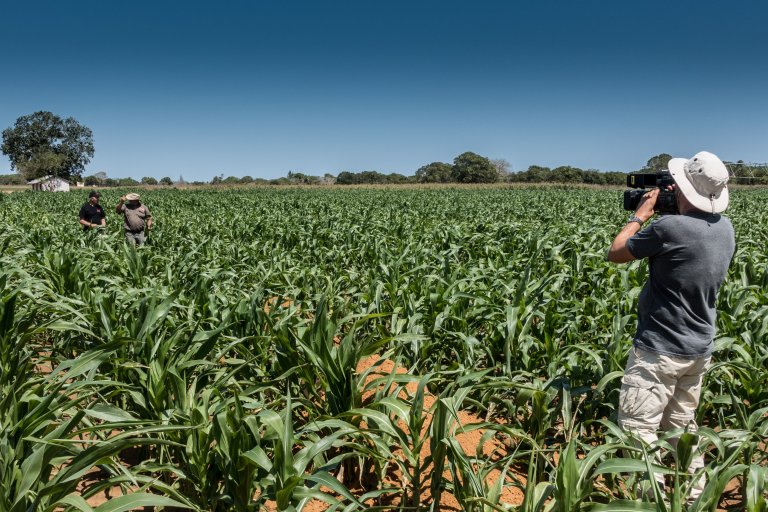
left=1, top=187, right=766, bottom=508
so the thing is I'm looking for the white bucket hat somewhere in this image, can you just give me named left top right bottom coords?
left=125, top=193, right=140, bottom=201
left=667, top=151, right=730, bottom=213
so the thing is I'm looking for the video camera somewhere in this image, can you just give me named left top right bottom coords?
left=623, top=171, right=677, bottom=213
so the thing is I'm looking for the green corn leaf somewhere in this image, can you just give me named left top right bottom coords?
left=92, top=493, right=193, bottom=512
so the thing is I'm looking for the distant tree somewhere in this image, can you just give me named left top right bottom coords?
left=491, top=158, right=512, bottom=181
left=603, top=171, right=628, bottom=186
left=141, top=176, right=158, bottom=185
left=159, top=176, right=173, bottom=186
left=322, top=173, right=336, bottom=185
left=336, top=170, right=412, bottom=185
left=117, top=177, right=139, bottom=186
left=287, top=171, right=319, bottom=185
left=550, top=166, right=583, bottom=183
left=523, top=165, right=552, bottom=183
left=386, top=173, right=409, bottom=184
left=1, top=111, right=94, bottom=181
left=0, top=174, right=25, bottom=185
left=645, top=153, right=672, bottom=172
left=358, top=171, right=383, bottom=184
left=336, top=171, right=359, bottom=185
left=240, top=175, right=254, bottom=184
left=83, top=171, right=107, bottom=186
left=582, top=169, right=607, bottom=185
left=415, top=162, right=453, bottom=183
left=452, top=152, right=498, bottom=183
left=222, top=176, right=240, bottom=184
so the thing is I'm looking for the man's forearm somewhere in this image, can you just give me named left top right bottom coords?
left=607, top=222, right=643, bottom=263
left=80, top=219, right=101, bottom=228
left=607, top=188, right=658, bottom=263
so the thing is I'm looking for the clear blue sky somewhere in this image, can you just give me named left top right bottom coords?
left=1, top=0, right=766, bottom=181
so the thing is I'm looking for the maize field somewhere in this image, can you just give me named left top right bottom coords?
left=0, top=186, right=766, bottom=511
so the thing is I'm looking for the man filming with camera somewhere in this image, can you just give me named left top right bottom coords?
left=607, top=151, right=735, bottom=503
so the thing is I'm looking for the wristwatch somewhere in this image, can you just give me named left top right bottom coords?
left=627, top=216, right=644, bottom=226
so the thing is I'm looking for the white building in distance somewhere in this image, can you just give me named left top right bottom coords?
left=28, top=175, right=71, bottom=192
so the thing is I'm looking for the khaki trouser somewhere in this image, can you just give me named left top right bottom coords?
left=617, top=346, right=710, bottom=501
left=125, top=231, right=146, bottom=246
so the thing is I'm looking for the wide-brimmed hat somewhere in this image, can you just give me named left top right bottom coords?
left=668, top=151, right=729, bottom=213
left=125, top=193, right=140, bottom=201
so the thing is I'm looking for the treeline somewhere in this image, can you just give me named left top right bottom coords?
left=330, top=152, right=768, bottom=186
left=334, top=151, right=630, bottom=186
left=506, top=166, right=628, bottom=185
left=4, top=151, right=766, bottom=188
left=82, top=174, right=175, bottom=187
left=0, top=173, right=25, bottom=185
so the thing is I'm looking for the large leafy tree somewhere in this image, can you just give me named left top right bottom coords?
left=645, top=153, right=672, bottom=172
left=415, top=162, right=453, bottom=183
left=524, top=165, right=552, bottom=182
left=551, top=165, right=584, bottom=183
left=1, top=111, right=94, bottom=181
left=451, top=152, right=498, bottom=183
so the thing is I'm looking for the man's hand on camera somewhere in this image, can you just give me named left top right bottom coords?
left=634, top=188, right=659, bottom=223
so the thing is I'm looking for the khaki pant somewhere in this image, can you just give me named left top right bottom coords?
left=125, top=231, right=146, bottom=246
left=617, top=346, right=710, bottom=501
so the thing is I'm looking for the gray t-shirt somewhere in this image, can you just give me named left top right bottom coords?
left=119, top=203, right=152, bottom=232
left=626, top=212, right=735, bottom=359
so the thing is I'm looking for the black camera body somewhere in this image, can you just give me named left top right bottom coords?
left=623, top=171, right=678, bottom=213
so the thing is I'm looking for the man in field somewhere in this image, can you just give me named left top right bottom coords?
left=78, top=190, right=106, bottom=231
left=607, top=151, right=735, bottom=502
left=116, top=192, right=153, bottom=245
